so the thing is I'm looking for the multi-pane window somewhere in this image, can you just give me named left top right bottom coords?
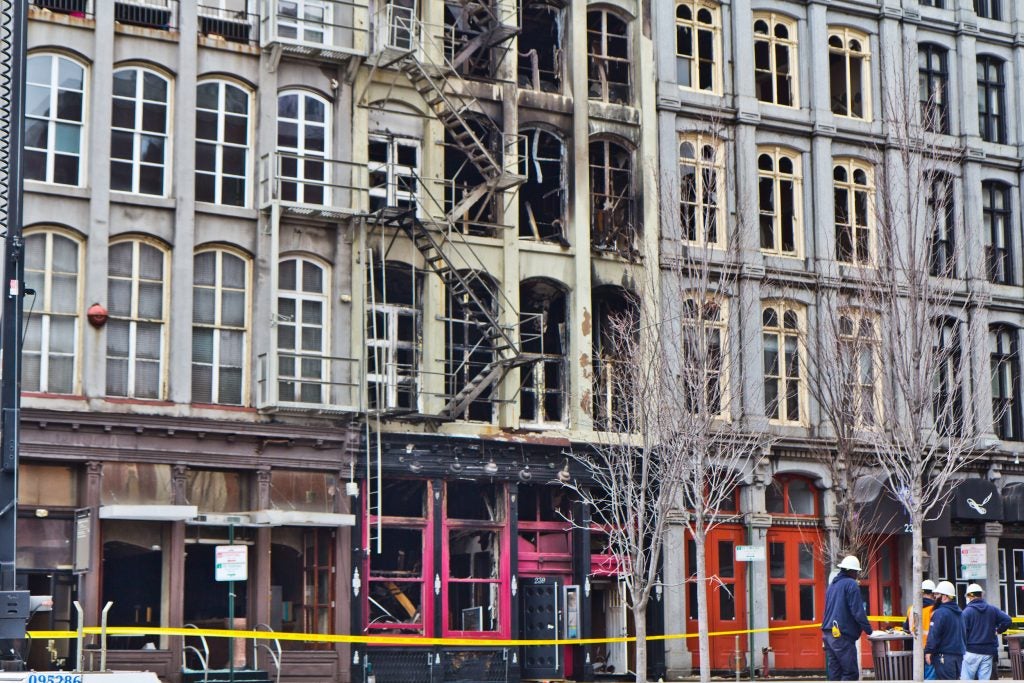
left=277, top=91, right=329, bottom=205
left=763, top=302, right=804, bottom=424
left=277, top=256, right=329, bottom=404
left=278, top=0, right=330, bottom=45
left=586, top=10, right=630, bottom=104
left=839, top=312, right=879, bottom=428
left=111, top=67, right=169, bottom=196
left=369, top=135, right=419, bottom=213
left=678, top=135, right=723, bottom=246
left=681, top=297, right=725, bottom=416
left=106, top=239, right=168, bottom=399
left=753, top=14, right=796, bottom=107
left=918, top=44, right=949, bottom=134
left=933, top=318, right=964, bottom=436
left=195, top=80, right=250, bottom=207
left=977, top=55, right=1006, bottom=144
left=590, top=138, right=637, bottom=254
left=927, top=172, right=956, bottom=277
left=192, top=249, right=249, bottom=405
left=23, top=230, right=80, bottom=394
left=447, top=274, right=498, bottom=423
left=366, top=261, right=420, bottom=412
left=920, top=0, right=944, bottom=7
left=520, top=280, right=567, bottom=427
left=675, top=1, right=720, bottom=93
left=991, top=326, right=1021, bottom=441
left=828, top=28, right=870, bottom=120
left=758, top=147, right=801, bottom=256
left=833, top=159, right=873, bottom=265
left=25, top=54, right=85, bottom=186
left=975, top=0, right=1001, bottom=20
left=983, top=181, right=1013, bottom=285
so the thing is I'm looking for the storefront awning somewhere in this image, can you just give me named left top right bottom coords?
left=1003, top=483, right=1024, bottom=523
left=99, top=504, right=198, bottom=521
left=951, top=477, right=1003, bottom=521
left=853, top=476, right=951, bottom=537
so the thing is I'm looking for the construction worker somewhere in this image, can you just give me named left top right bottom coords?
left=961, top=583, right=1011, bottom=680
left=924, top=581, right=965, bottom=681
left=904, top=579, right=937, bottom=679
left=822, top=555, right=873, bottom=681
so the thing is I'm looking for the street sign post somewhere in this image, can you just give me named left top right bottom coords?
left=960, top=543, right=987, bottom=580
left=215, top=545, right=248, bottom=582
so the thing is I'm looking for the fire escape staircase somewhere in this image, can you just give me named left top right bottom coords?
left=368, top=3, right=535, bottom=418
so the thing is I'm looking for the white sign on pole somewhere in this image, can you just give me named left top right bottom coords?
left=215, top=544, right=248, bottom=582
left=960, top=543, right=987, bottom=580
left=735, top=545, right=765, bottom=562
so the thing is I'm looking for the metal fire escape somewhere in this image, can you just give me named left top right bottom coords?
left=368, top=0, right=532, bottom=419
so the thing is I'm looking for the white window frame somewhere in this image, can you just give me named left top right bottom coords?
left=366, top=301, right=419, bottom=411
left=25, top=53, right=86, bottom=187
left=277, top=90, right=331, bottom=205
left=276, top=255, right=330, bottom=405
left=753, top=13, right=797, bottom=107
left=278, top=0, right=332, bottom=46
left=678, top=133, right=724, bottom=247
left=833, top=158, right=874, bottom=266
left=838, top=310, right=880, bottom=429
left=192, top=248, right=250, bottom=406
left=23, top=229, right=82, bottom=394
left=675, top=0, right=721, bottom=94
left=195, top=79, right=252, bottom=207
left=368, top=134, right=420, bottom=212
left=110, top=66, right=171, bottom=196
left=762, top=301, right=805, bottom=425
left=106, top=238, right=169, bottom=400
left=828, top=27, right=871, bottom=121
left=757, top=146, right=802, bottom=257
left=681, top=295, right=728, bottom=419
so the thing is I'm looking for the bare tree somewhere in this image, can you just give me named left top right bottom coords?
left=833, top=49, right=983, bottom=681
left=563, top=121, right=770, bottom=683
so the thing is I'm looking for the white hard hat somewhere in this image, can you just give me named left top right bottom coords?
left=921, top=580, right=936, bottom=591
left=838, top=555, right=862, bottom=571
left=966, top=584, right=984, bottom=595
left=934, top=581, right=957, bottom=598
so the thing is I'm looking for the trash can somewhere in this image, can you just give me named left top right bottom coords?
left=1007, top=634, right=1024, bottom=679
left=868, top=633, right=913, bottom=681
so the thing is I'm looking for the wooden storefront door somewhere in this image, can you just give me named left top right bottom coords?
left=766, top=528, right=824, bottom=670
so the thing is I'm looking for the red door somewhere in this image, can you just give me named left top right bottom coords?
left=686, top=527, right=747, bottom=670
left=766, top=528, right=825, bottom=670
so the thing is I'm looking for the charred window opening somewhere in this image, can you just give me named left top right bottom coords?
left=446, top=482, right=505, bottom=632
left=366, top=261, right=421, bottom=412
left=592, top=286, right=639, bottom=431
left=519, top=128, right=567, bottom=244
left=367, top=479, right=429, bottom=634
left=590, top=138, right=639, bottom=258
left=444, top=0, right=506, bottom=81
left=520, top=279, right=568, bottom=426
left=518, top=1, right=564, bottom=92
left=587, top=10, right=631, bottom=104
left=445, top=125, right=498, bottom=237
left=369, top=135, right=420, bottom=213
left=518, top=484, right=574, bottom=522
left=446, top=271, right=500, bottom=422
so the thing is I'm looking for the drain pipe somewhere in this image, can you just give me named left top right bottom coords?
left=99, top=601, right=113, bottom=671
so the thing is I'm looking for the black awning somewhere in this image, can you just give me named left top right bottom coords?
left=854, top=475, right=952, bottom=536
left=951, top=477, right=1003, bottom=521
left=1002, top=483, right=1024, bottom=523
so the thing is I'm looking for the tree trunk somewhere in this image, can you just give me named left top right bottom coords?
left=695, top=533, right=711, bottom=682
left=634, top=604, right=647, bottom=683
left=911, top=519, right=924, bottom=681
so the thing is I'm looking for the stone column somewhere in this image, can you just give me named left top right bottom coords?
left=663, top=510, right=691, bottom=678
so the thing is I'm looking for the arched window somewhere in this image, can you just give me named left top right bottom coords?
left=762, top=302, right=804, bottom=424
left=520, top=279, right=568, bottom=427
left=196, top=80, right=251, bottom=207
left=838, top=310, right=879, bottom=427
left=23, top=229, right=82, bottom=394
left=753, top=13, right=797, bottom=106
left=107, top=238, right=169, bottom=399
left=991, top=325, right=1021, bottom=441
left=277, top=256, right=330, bottom=404
left=681, top=295, right=726, bottom=416
left=828, top=28, right=870, bottom=120
left=586, top=9, right=630, bottom=104
left=277, top=90, right=330, bottom=205
left=590, top=137, right=637, bottom=255
left=766, top=475, right=818, bottom=516
left=918, top=44, right=949, bottom=134
left=592, top=286, right=639, bottom=431
left=983, top=180, right=1013, bottom=284
left=927, top=171, right=956, bottom=277
left=977, top=55, right=1006, bottom=143
left=518, top=127, right=566, bottom=243
left=678, top=134, right=724, bottom=246
left=933, top=317, right=964, bottom=436
left=833, top=158, right=873, bottom=265
left=111, top=66, right=170, bottom=196
left=192, top=248, right=250, bottom=405
left=25, top=53, right=86, bottom=186
left=758, top=147, right=801, bottom=256
left=676, top=1, right=721, bottom=93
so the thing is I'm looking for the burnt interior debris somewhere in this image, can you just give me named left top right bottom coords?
left=519, top=128, right=568, bottom=244
left=446, top=272, right=500, bottom=422
left=587, top=9, right=631, bottom=104
left=520, top=279, right=568, bottom=424
left=445, top=127, right=499, bottom=237
left=518, top=1, right=564, bottom=92
left=592, top=286, right=638, bottom=430
left=590, top=138, right=638, bottom=258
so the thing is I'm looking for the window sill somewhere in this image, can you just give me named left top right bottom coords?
left=25, top=181, right=90, bottom=200
left=196, top=201, right=259, bottom=221
left=110, top=191, right=175, bottom=210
